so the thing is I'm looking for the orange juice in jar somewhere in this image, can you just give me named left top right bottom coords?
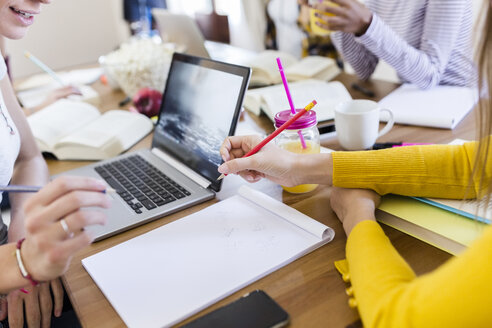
left=274, top=109, right=320, bottom=193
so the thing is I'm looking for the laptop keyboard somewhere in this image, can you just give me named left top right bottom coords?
left=94, top=155, right=191, bottom=214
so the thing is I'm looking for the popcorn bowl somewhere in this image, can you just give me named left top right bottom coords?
left=99, top=39, right=180, bottom=98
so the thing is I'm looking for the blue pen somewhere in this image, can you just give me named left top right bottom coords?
left=0, top=185, right=117, bottom=193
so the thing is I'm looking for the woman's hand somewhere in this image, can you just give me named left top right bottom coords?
left=218, top=135, right=305, bottom=187
left=312, top=0, right=373, bottom=36
left=27, top=85, right=82, bottom=115
left=20, top=176, right=111, bottom=282
left=330, top=187, right=380, bottom=235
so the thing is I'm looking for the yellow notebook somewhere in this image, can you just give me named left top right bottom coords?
left=378, top=195, right=487, bottom=255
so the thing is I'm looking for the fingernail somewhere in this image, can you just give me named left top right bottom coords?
left=55, top=310, right=61, bottom=317
left=246, top=175, right=254, bottom=182
left=218, top=164, right=227, bottom=174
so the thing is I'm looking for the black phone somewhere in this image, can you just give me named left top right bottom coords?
left=318, top=123, right=336, bottom=141
left=318, top=124, right=336, bottom=135
left=180, top=290, right=289, bottom=328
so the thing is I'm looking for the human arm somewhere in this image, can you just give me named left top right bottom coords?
left=316, top=0, right=471, bottom=89
left=24, top=85, right=82, bottom=115
left=218, top=135, right=333, bottom=186
left=220, top=136, right=487, bottom=199
left=332, top=142, right=487, bottom=199
left=1, top=76, right=48, bottom=239
left=341, top=208, right=492, bottom=326
left=0, top=176, right=110, bottom=293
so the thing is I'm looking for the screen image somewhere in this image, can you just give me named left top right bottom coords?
left=153, top=56, right=247, bottom=187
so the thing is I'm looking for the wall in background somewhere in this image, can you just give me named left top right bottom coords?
left=6, top=0, right=130, bottom=79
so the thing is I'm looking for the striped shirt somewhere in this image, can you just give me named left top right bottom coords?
left=331, top=0, right=474, bottom=89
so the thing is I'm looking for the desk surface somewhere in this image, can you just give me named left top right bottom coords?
left=51, top=73, right=476, bottom=328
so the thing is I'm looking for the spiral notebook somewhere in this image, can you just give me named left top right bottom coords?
left=82, top=186, right=335, bottom=328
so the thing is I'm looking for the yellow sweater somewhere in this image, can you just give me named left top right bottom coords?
left=332, top=143, right=492, bottom=327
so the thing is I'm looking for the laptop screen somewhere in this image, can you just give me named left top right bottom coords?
left=152, top=53, right=250, bottom=192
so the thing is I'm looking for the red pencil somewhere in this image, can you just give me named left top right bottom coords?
left=217, top=100, right=317, bottom=180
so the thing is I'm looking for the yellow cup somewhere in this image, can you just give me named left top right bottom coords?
left=309, top=1, right=337, bottom=36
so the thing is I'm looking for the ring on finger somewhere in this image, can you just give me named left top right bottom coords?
left=60, top=219, right=74, bottom=238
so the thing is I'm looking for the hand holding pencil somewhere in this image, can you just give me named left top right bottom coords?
left=218, top=100, right=317, bottom=185
left=9, top=176, right=111, bottom=285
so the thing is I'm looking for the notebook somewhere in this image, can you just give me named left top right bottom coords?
left=82, top=185, right=335, bottom=328
left=152, top=9, right=210, bottom=58
left=378, top=195, right=487, bottom=255
left=58, top=53, right=250, bottom=241
left=378, top=84, right=478, bottom=129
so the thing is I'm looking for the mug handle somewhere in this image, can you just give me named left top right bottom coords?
left=378, top=108, right=394, bottom=138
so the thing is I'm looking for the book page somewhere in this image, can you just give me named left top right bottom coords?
left=55, top=110, right=153, bottom=160
left=284, top=56, right=335, bottom=79
left=260, top=80, right=352, bottom=122
left=378, top=84, right=478, bottom=129
left=248, top=50, right=298, bottom=84
left=18, top=84, right=100, bottom=108
left=27, top=99, right=100, bottom=151
left=82, top=186, right=333, bottom=328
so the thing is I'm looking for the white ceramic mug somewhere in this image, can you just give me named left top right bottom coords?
left=335, top=100, right=394, bottom=150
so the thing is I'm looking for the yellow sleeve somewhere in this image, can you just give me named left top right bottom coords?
left=346, top=221, right=492, bottom=328
left=332, top=142, right=490, bottom=198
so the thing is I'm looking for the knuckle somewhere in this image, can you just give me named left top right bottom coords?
left=55, top=176, right=72, bottom=192
left=68, top=192, right=85, bottom=208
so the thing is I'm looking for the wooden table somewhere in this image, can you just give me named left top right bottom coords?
left=50, top=73, right=476, bottom=328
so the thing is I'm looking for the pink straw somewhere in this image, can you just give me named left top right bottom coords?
left=276, top=57, right=307, bottom=149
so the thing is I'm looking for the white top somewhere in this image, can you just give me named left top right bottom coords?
left=0, top=57, right=21, bottom=244
left=331, top=0, right=473, bottom=89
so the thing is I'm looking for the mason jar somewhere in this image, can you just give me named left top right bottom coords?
left=274, top=109, right=320, bottom=193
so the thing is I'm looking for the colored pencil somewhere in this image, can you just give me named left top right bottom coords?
left=24, top=51, right=66, bottom=87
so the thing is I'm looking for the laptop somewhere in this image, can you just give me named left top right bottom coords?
left=152, top=9, right=211, bottom=58
left=60, top=53, right=251, bottom=241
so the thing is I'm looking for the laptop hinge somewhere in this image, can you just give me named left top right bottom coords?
left=151, top=148, right=212, bottom=189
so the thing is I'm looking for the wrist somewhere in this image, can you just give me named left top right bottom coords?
left=296, top=153, right=333, bottom=185
left=342, top=208, right=376, bottom=236
left=355, top=11, right=373, bottom=36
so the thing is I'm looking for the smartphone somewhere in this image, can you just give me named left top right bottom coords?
left=318, top=123, right=336, bottom=141
left=180, top=290, right=290, bottom=328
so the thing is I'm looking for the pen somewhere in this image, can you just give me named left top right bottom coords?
left=0, top=185, right=117, bottom=194
left=351, top=83, right=375, bottom=98
left=24, top=51, right=66, bottom=87
left=217, top=100, right=318, bottom=180
left=372, top=142, right=432, bottom=150
left=276, top=57, right=307, bottom=149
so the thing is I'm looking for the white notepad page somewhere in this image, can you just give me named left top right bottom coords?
left=378, top=84, right=478, bottom=129
left=82, top=186, right=334, bottom=328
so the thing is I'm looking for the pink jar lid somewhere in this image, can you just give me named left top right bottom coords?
left=274, top=109, right=317, bottom=129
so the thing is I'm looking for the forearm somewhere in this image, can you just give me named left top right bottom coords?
left=0, top=243, right=31, bottom=293
left=297, top=152, right=333, bottom=185
left=357, top=3, right=468, bottom=89
left=331, top=31, right=378, bottom=80
left=332, top=143, right=485, bottom=199
left=8, top=156, right=49, bottom=240
left=347, top=221, right=492, bottom=327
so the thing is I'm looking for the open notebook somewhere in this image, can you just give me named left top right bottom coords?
left=82, top=186, right=334, bottom=328
left=378, top=84, right=478, bottom=129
